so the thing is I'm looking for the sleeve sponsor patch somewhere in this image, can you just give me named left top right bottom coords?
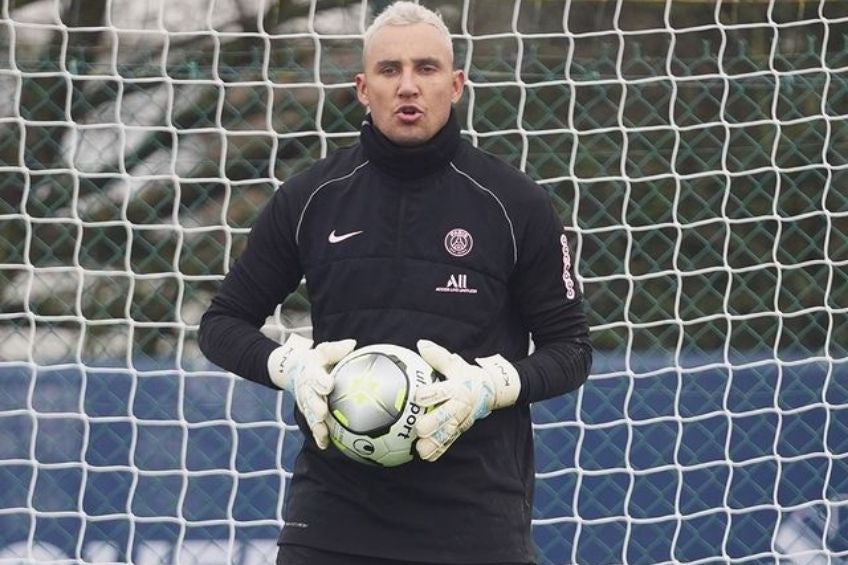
left=560, top=234, right=577, bottom=300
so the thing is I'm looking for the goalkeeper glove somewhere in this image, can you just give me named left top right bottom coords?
left=267, top=334, right=356, bottom=449
left=413, top=339, right=521, bottom=462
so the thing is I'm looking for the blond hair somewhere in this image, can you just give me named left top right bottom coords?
left=363, top=1, right=453, bottom=62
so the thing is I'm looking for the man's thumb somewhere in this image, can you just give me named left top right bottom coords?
left=416, top=339, right=456, bottom=374
left=315, top=339, right=357, bottom=365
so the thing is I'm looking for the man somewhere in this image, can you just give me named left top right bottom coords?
left=198, top=2, right=592, bottom=564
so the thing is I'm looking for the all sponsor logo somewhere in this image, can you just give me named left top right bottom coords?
left=436, top=273, right=478, bottom=294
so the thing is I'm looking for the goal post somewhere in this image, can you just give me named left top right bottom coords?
left=1, top=0, right=847, bottom=563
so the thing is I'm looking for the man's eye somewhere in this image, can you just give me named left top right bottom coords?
left=380, top=67, right=399, bottom=75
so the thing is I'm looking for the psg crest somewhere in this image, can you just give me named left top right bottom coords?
left=444, top=228, right=473, bottom=257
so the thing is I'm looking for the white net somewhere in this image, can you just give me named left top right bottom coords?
left=0, top=0, right=847, bottom=563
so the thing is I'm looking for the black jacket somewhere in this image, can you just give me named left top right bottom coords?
left=199, top=112, right=592, bottom=562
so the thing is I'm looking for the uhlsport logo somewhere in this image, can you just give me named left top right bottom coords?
left=436, top=273, right=478, bottom=294
left=353, top=438, right=376, bottom=455
left=444, top=228, right=473, bottom=257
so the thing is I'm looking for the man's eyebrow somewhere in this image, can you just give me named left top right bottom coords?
left=413, top=57, right=443, bottom=67
left=374, top=59, right=401, bottom=68
left=373, top=57, right=445, bottom=68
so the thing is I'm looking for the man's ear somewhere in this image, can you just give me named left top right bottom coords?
left=355, top=73, right=369, bottom=107
left=451, top=69, right=465, bottom=104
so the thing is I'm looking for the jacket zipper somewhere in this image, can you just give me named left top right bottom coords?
left=395, top=190, right=407, bottom=258
left=394, top=189, right=408, bottom=303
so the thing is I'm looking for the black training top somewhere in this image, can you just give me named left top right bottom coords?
left=198, top=111, right=592, bottom=562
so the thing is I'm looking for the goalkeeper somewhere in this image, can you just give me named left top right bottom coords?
left=198, top=1, right=592, bottom=564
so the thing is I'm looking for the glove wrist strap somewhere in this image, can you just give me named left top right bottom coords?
left=267, top=334, right=313, bottom=391
left=475, top=354, right=521, bottom=409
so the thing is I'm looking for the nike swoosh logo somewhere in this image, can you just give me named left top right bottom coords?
left=328, top=230, right=364, bottom=243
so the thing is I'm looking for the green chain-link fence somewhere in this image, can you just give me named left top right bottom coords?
left=3, top=3, right=846, bottom=359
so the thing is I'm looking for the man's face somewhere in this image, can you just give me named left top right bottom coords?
left=356, top=22, right=464, bottom=146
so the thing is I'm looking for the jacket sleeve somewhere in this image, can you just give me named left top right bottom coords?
left=198, top=186, right=304, bottom=389
left=510, top=191, right=593, bottom=404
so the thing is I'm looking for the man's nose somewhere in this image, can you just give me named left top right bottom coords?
left=397, top=69, right=419, bottom=96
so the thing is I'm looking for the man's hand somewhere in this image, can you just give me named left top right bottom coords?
left=267, top=334, right=356, bottom=449
left=413, top=339, right=521, bottom=462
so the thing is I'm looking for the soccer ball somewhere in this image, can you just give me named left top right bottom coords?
left=327, top=343, right=435, bottom=467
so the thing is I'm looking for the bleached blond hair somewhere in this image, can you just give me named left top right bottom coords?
left=362, top=1, right=453, bottom=63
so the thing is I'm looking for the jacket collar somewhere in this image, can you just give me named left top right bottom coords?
left=360, top=109, right=461, bottom=180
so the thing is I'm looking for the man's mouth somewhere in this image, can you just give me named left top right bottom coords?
left=396, top=106, right=423, bottom=123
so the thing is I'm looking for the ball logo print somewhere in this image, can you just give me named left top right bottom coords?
left=444, top=228, right=473, bottom=257
left=327, top=344, right=436, bottom=466
left=353, top=438, right=376, bottom=455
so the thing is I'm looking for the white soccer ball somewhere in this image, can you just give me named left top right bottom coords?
left=327, top=343, right=435, bottom=467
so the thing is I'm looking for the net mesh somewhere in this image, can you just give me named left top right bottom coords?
left=0, top=0, right=847, bottom=563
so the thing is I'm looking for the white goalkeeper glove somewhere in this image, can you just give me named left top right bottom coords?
left=267, top=334, right=356, bottom=449
left=413, top=339, right=521, bottom=462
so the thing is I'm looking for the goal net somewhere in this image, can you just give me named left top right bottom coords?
left=1, top=0, right=846, bottom=563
